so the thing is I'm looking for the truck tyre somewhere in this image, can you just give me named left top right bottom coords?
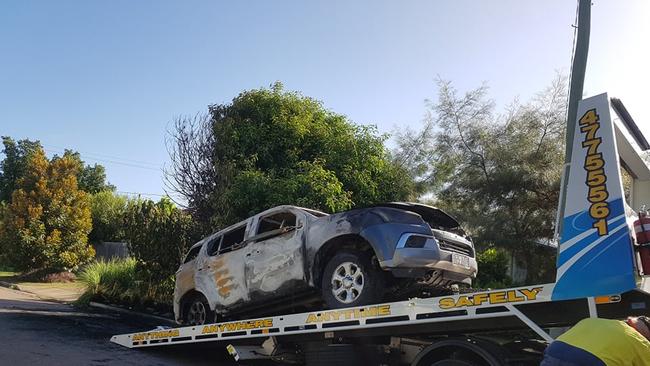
left=303, top=343, right=382, bottom=365
left=321, top=250, right=383, bottom=309
left=183, top=294, right=214, bottom=325
left=430, top=360, right=477, bottom=366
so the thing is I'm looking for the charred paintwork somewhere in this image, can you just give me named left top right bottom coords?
left=244, top=226, right=306, bottom=296
left=203, top=246, right=248, bottom=309
left=209, top=257, right=236, bottom=298
left=174, top=202, right=477, bottom=323
left=173, top=259, right=197, bottom=311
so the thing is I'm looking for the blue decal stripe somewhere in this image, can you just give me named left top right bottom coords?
left=580, top=229, right=629, bottom=269
left=559, top=198, right=626, bottom=243
left=560, top=210, right=589, bottom=243
left=552, top=230, right=636, bottom=300
left=560, top=213, right=626, bottom=249
left=557, top=215, right=627, bottom=266
left=556, top=221, right=629, bottom=280
left=560, top=220, right=595, bottom=247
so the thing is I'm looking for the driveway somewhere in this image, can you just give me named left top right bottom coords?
left=0, top=286, right=240, bottom=366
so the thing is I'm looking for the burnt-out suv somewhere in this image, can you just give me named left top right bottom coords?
left=174, top=202, right=477, bottom=325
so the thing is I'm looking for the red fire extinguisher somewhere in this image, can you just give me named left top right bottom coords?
left=635, top=207, right=650, bottom=274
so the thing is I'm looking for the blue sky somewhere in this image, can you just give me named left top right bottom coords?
left=1, top=1, right=648, bottom=201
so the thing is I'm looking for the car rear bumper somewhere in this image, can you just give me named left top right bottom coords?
left=172, top=296, right=181, bottom=324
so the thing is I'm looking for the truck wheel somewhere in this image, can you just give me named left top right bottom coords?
left=430, top=360, right=477, bottom=366
left=184, top=295, right=214, bottom=325
left=321, top=251, right=383, bottom=308
left=303, top=343, right=383, bottom=365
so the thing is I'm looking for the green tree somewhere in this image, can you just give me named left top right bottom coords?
left=122, top=197, right=199, bottom=282
left=0, top=137, right=42, bottom=203
left=89, top=191, right=128, bottom=243
left=394, top=77, right=567, bottom=284
left=166, top=82, right=414, bottom=228
left=475, top=248, right=512, bottom=288
left=79, top=164, right=115, bottom=194
left=0, top=146, right=94, bottom=272
left=60, top=150, right=115, bottom=194
left=0, top=139, right=113, bottom=204
left=0, top=201, right=8, bottom=268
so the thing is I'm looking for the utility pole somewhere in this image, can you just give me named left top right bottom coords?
left=556, top=0, right=591, bottom=244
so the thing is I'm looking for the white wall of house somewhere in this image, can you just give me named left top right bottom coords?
left=632, top=180, right=650, bottom=212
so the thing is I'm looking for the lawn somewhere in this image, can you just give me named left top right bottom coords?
left=0, top=269, right=85, bottom=302
left=0, top=271, right=18, bottom=280
left=17, top=281, right=85, bottom=290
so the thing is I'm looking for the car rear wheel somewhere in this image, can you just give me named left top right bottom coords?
left=184, top=295, right=214, bottom=325
left=321, top=251, right=383, bottom=309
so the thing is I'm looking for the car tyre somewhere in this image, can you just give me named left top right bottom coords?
left=184, top=294, right=215, bottom=325
left=321, top=250, right=383, bottom=309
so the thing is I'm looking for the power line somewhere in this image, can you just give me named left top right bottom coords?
left=43, top=144, right=161, bottom=168
left=116, top=191, right=167, bottom=197
left=44, top=148, right=162, bottom=171
left=34, top=144, right=174, bottom=200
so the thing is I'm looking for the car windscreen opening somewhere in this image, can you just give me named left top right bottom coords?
left=183, top=245, right=202, bottom=263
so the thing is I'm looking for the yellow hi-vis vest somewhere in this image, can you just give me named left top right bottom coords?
left=557, top=318, right=650, bottom=366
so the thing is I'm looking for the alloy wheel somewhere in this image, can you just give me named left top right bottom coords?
left=330, top=262, right=364, bottom=304
left=187, top=300, right=207, bottom=325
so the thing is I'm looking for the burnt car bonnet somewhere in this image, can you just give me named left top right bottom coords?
left=372, top=202, right=460, bottom=229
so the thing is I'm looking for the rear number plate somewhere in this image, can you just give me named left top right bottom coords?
left=452, top=253, right=470, bottom=268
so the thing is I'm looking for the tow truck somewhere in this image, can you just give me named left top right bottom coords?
left=111, top=4, right=650, bottom=364
left=110, top=92, right=650, bottom=365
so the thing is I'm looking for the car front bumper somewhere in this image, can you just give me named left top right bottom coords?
left=380, top=233, right=478, bottom=279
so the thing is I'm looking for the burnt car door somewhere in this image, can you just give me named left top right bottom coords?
left=194, top=223, right=250, bottom=310
left=244, top=209, right=308, bottom=302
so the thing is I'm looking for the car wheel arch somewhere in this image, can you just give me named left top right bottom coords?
left=179, top=290, right=212, bottom=316
left=311, top=234, right=380, bottom=288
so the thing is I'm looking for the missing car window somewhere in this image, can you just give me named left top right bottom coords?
left=207, top=235, right=222, bottom=256
left=257, top=212, right=297, bottom=235
left=219, top=225, right=247, bottom=253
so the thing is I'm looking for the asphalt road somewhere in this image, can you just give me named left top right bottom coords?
left=0, top=286, right=245, bottom=366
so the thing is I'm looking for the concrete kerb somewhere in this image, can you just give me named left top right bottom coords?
left=89, top=302, right=176, bottom=326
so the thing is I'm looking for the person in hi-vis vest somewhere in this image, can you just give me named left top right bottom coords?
left=542, top=316, right=650, bottom=366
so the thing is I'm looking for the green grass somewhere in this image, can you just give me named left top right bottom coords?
left=77, top=258, right=137, bottom=305
left=76, top=258, right=174, bottom=313
left=0, top=271, right=18, bottom=281
left=18, top=281, right=84, bottom=289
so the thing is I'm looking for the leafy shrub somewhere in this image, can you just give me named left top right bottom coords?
left=89, top=191, right=128, bottom=243
left=123, top=197, right=199, bottom=283
left=78, top=197, right=198, bottom=312
left=475, top=247, right=512, bottom=289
